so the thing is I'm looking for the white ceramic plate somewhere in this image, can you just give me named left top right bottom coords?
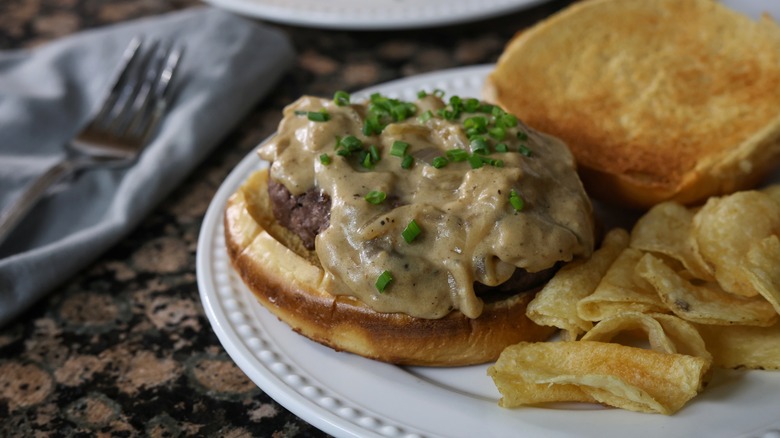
left=197, top=64, right=780, bottom=438
left=202, top=0, right=550, bottom=30
left=721, top=0, right=780, bottom=20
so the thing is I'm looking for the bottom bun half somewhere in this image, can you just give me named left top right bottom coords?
left=224, top=169, right=557, bottom=366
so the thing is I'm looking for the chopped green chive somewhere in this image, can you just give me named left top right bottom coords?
left=433, top=89, right=446, bottom=98
left=333, top=90, right=350, bottom=106
left=358, top=145, right=380, bottom=169
left=417, top=90, right=428, bottom=98
left=369, top=92, right=386, bottom=106
left=464, top=98, right=481, bottom=112
left=488, top=126, right=506, bottom=140
left=467, top=155, right=504, bottom=169
left=390, top=140, right=409, bottom=157
left=449, top=95, right=463, bottom=111
left=337, top=135, right=363, bottom=156
left=401, top=154, right=414, bottom=169
left=401, top=219, right=421, bottom=243
left=391, top=102, right=416, bottom=121
left=495, top=143, right=509, bottom=153
left=509, top=189, right=525, bottom=212
left=438, top=108, right=458, bottom=121
left=518, top=144, right=532, bottom=157
left=294, top=109, right=330, bottom=122
left=364, top=190, right=387, bottom=204
left=517, top=130, right=529, bottom=141
left=375, top=270, right=393, bottom=293
left=341, top=135, right=362, bottom=148
left=417, top=110, right=433, bottom=123
left=480, top=103, right=497, bottom=113
left=432, top=156, right=449, bottom=168
left=496, top=113, right=518, bottom=128
left=446, top=149, right=469, bottom=162
left=369, top=144, right=381, bottom=162
left=363, top=115, right=383, bottom=136
left=464, top=116, right=489, bottom=135
left=470, top=137, right=490, bottom=155
left=307, top=109, right=330, bottom=122
left=361, top=151, right=374, bottom=169
left=468, top=155, right=484, bottom=169
left=319, top=153, right=331, bottom=165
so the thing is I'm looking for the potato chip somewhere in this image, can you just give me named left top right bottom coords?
left=527, top=228, right=629, bottom=340
left=488, top=367, right=598, bottom=407
left=650, top=314, right=712, bottom=360
left=488, top=341, right=710, bottom=414
left=577, top=248, right=667, bottom=321
left=629, top=202, right=713, bottom=281
left=696, top=321, right=780, bottom=370
left=636, top=252, right=778, bottom=326
left=581, top=312, right=675, bottom=353
left=581, top=312, right=711, bottom=361
left=491, top=185, right=780, bottom=416
left=692, top=191, right=780, bottom=297
left=742, top=235, right=780, bottom=315
left=762, top=184, right=780, bottom=203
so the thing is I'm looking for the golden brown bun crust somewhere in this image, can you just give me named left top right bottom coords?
left=224, top=170, right=556, bottom=366
left=485, top=0, right=780, bottom=209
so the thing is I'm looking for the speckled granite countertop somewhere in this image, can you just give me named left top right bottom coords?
left=0, top=1, right=574, bottom=436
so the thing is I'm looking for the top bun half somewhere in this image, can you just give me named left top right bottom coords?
left=485, top=0, right=780, bottom=209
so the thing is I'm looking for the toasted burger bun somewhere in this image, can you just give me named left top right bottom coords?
left=224, top=169, right=557, bottom=367
left=484, top=0, right=780, bottom=209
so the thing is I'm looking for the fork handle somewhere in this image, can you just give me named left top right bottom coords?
left=0, top=159, right=79, bottom=246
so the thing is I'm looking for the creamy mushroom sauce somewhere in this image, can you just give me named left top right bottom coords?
left=259, top=94, right=594, bottom=319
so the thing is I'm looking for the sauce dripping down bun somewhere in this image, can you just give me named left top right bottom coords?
left=225, top=92, right=595, bottom=366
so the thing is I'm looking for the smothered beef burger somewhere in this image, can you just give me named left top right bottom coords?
left=224, top=91, right=595, bottom=366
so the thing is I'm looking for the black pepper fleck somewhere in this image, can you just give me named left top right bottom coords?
left=675, top=299, right=691, bottom=312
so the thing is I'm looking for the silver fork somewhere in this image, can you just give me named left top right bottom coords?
left=0, top=37, right=183, bottom=245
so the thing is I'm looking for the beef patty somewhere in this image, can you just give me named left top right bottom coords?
left=267, top=177, right=331, bottom=250
left=267, top=176, right=556, bottom=293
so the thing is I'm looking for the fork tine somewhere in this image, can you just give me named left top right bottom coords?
left=154, top=45, right=183, bottom=103
left=90, top=37, right=143, bottom=125
left=126, top=44, right=184, bottom=142
left=76, top=37, right=183, bottom=157
left=105, top=39, right=160, bottom=133
left=122, top=41, right=170, bottom=136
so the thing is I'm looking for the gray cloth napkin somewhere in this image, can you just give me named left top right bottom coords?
left=0, top=7, right=295, bottom=327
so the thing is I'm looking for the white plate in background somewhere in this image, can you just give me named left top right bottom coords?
left=721, top=0, right=780, bottom=20
left=203, top=0, right=550, bottom=30
left=203, top=0, right=780, bottom=31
